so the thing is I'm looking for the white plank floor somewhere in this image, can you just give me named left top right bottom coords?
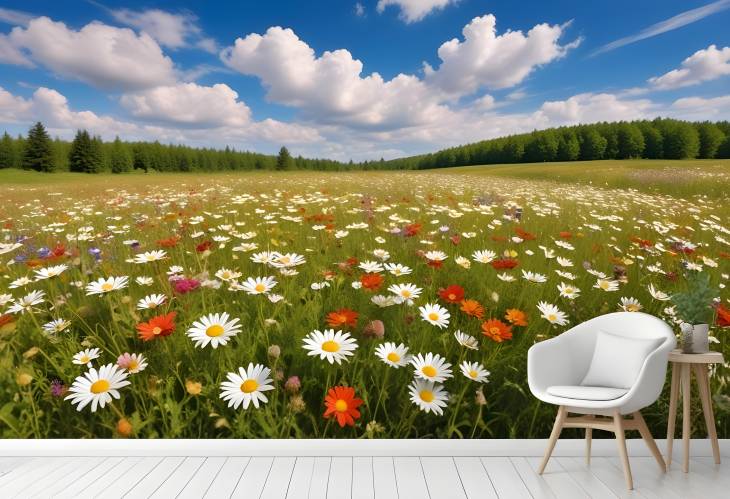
left=0, top=453, right=727, bottom=498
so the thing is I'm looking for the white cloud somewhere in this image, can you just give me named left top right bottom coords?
left=120, top=83, right=252, bottom=127
left=355, top=3, right=366, bottom=17
left=532, top=93, right=655, bottom=126
left=0, top=85, right=321, bottom=148
left=0, top=7, right=34, bottom=26
left=648, top=44, right=730, bottom=89
left=220, top=26, right=451, bottom=129
left=0, top=33, right=33, bottom=67
left=8, top=17, right=177, bottom=91
left=109, top=8, right=217, bottom=53
left=376, top=0, right=457, bottom=23
left=592, top=0, right=730, bottom=56
left=425, top=15, right=581, bottom=97
left=670, top=94, right=730, bottom=119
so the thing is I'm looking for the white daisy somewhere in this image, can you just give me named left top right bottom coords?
left=424, top=250, right=448, bottom=262
left=214, top=268, right=242, bottom=282
left=72, top=348, right=101, bottom=368
left=374, top=342, right=410, bottom=368
left=220, top=363, right=275, bottom=410
left=187, top=312, right=242, bottom=349
left=409, top=379, right=449, bottom=415
left=42, top=318, right=71, bottom=335
left=388, top=283, right=422, bottom=303
left=453, top=330, right=479, bottom=350
left=410, top=353, right=453, bottom=382
left=302, top=329, right=358, bottom=364
left=5, top=290, right=45, bottom=314
left=418, top=303, right=450, bottom=329
left=34, top=264, right=68, bottom=280
left=136, top=276, right=154, bottom=286
left=271, top=253, right=306, bottom=268
left=133, top=250, right=167, bottom=264
left=240, top=276, right=277, bottom=295
left=648, top=283, right=671, bottom=301
left=460, top=361, right=490, bottom=383
left=522, top=270, right=547, bottom=283
left=472, top=250, right=496, bottom=264
left=619, top=297, right=643, bottom=312
left=594, top=278, right=619, bottom=292
left=557, top=282, right=581, bottom=299
left=85, top=276, right=128, bottom=296
left=65, top=364, right=130, bottom=412
left=384, top=263, right=412, bottom=276
left=537, top=301, right=569, bottom=326
left=136, top=294, right=166, bottom=310
left=359, top=260, right=385, bottom=273
left=116, top=353, right=148, bottom=374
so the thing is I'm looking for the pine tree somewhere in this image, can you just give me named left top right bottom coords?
left=0, top=132, right=15, bottom=169
left=22, top=122, right=54, bottom=172
left=276, top=146, right=292, bottom=170
left=110, top=136, right=133, bottom=173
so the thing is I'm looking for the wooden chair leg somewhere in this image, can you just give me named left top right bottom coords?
left=585, top=415, right=593, bottom=465
left=634, top=411, right=666, bottom=472
left=693, top=364, right=721, bottom=465
left=681, top=363, right=692, bottom=473
left=539, top=405, right=567, bottom=474
left=613, top=409, right=633, bottom=490
left=666, top=362, right=679, bottom=470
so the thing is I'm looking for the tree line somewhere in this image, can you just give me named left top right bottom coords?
left=380, top=118, right=730, bottom=170
left=1, top=118, right=729, bottom=174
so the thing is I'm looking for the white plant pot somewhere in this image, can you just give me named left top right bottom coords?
left=680, top=323, right=709, bottom=354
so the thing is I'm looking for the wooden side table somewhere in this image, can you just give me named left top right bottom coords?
left=666, top=349, right=724, bottom=472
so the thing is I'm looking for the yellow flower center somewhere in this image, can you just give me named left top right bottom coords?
left=335, top=399, right=348, bottom=412
left=206, top=324, right=225, bottom=337
left=490, top=327, right=500, bottom=335
left=419, top=390, right=435, bottom=403
left=254, top=283, right=266, bottom=292
left=80, top=355, right=90, bottom=363
left=101, top=283, right=114, bottom=292
left=152, top=326, right=162, bottom=335
left=387, top=352, right=400, bottom=363
left=448, top=293, right=456, bottom=300
left=90, top=379, right=110, bottom=394
left=322, top=340, right=340, bottom=352
left=128, top=360, right=139, bottom=371
left=422, top=365, right=437, bottom=378
left=146, top=254, right=155, bottom=261
left=428, top=312, right=439, bottom=321
left=469, top=370, right=478, bottom=378
left=402, top=290, right=411, bottom=297
left=548, top=314, right=557, bottom=322
left=240, top=379, right=258, bottom=393
left=147, top=303, right=157, bottom=308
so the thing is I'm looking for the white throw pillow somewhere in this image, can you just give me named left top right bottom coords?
left=581, top=330, right=663, bottom=389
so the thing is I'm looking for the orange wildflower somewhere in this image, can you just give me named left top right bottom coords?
left=323, top=386, right=363, bottom=427
left=504, top=309, right=528, bottom=327
left=439, top=285, right=465, bottom=304
left=460, top=299, right=485, bottom=319
left=326, top=308, right=359, bottom=328
left=360, top=273, right=383, bottom=291
left=136, top=312, right=176, bottom=341
left=481, top=319, right=512, bottom=342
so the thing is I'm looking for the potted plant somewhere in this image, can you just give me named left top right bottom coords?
left=670, top=273, right=718, bottom=353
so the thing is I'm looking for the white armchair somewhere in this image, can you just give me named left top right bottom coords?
left=528, top=311, right=676, bottom=489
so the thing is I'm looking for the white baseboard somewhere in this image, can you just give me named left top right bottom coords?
left=0, top=439, right=727, bottom=457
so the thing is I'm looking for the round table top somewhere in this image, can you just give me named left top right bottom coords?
left=669, top=349, right=725, bottom=364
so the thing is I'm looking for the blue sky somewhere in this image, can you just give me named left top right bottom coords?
left=1, top=0, right=729, bottom=160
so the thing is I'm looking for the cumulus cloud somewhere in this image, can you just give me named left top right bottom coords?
left=0, top=33, right=33, bottom=67
left=109, top=8, right=217, bottom=53
left=533, top=93, right=655, bottom=125
left=648, top=44, right=730, bottom=89
left=425, top=15, right=581, bottom=97
left=120, top=83, right=252, bottom=127
left=7, top=17, right=177, bottom=91
left=220, top=26, right=451, bottom=129
left=670, top=94, right=730, bottom=119
left=376, top=0, right=457, bottom=23
left=0, top=85, right=321, bottom=147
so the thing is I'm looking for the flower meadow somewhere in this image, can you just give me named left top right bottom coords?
left=0, top=170, right=728, bottom=439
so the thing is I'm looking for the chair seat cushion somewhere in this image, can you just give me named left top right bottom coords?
left=546, top=385, right=629, bottom=401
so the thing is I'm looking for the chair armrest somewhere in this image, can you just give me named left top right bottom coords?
left=618, top=336, right=675, bottom=414
left=527, top=335, right=583, bottom=395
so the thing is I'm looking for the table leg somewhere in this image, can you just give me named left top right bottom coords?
left=681, top=363, right=692, bottom=473
left=666, top=362, right=679, bottom=470
left=693, top=364, right=721, bottom=465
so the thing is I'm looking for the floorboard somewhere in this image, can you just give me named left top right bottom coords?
left=0, top=446, right=726, bottom=498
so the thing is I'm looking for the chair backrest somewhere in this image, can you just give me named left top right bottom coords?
left=558, top=312, right=675, bottom=382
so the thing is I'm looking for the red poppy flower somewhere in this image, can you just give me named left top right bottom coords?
left=490, top=258, right=519, bottom=270
left=196, top=240, right=212, bottom=252
left=360, top=273, right=383, bottom=291
left=137, top=312, right=176, bottom=341
left=157, top=236, right=180, bottom=248
left=326, top=308, right=359, bottom=328
left=481, top=319, right=513, bottom=342
left=439, top=285, right=465, bottom=304
left=515, top=227, right=536, bottom=241
left=559, top=231, right=572, bottom=239
left=323, top=386, right=363, bottom=428
left=716, top=303, right=730, bottom=328
left=403, top=223, right=421, bottom=237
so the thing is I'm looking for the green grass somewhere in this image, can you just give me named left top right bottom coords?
left=0, top=164, right=728, bottom=439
